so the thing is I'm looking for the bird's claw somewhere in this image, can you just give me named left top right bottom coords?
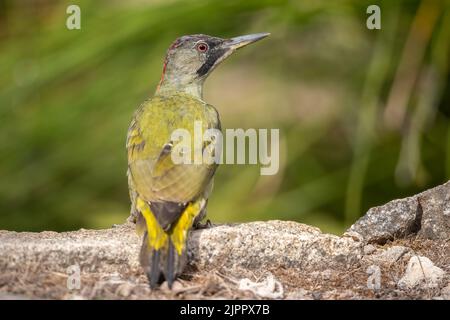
left=194, top=219, right=214, bottom=229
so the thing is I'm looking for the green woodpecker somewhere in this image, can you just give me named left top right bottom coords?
left=126, top=33, right=269, bottom=288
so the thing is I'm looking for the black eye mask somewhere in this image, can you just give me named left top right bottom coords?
left=196, top=48, right=227, bottom=76
left=196, top=39, right=227, bottom=77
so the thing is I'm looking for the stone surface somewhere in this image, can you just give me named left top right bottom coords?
left=238, top=273, right=284, bottom=299
left=363, top=244, right=377, bottom=255
left=365, top=245, right=410, bottom=265
left=440, top=283, right=450, bottom=300
left=345, top=196, right=419, bottom=244
left=0, top=220, right=362, bottom=279
left=397, top=256, right=446, bottom=289
left=285, top=288, right=312, bottom=300
left=417, top=182, right=450, bottom=240
left=1, top=180, right=449, bottom=300
left=0, top=224, right=141, bottom=276
left=189, top=221, right=362, bottom=273
left=345, top=181, right=450, bottom=243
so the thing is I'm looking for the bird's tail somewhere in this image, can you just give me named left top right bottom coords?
left=139, top=232, right=186, bottom=288
left=137, top=198, right=203, bottom=289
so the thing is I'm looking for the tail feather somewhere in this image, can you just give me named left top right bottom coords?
left=166, top=240, right=175, bottom=288
left=140, top=233, right=186, bottom=289
left=137, top=197, right=206, bottom=289
left=139, top=232, right=161, bottom=288
left=149, top=249, right=161, bottom=288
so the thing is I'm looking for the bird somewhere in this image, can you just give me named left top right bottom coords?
left=126, top=33, right=269, bottom=289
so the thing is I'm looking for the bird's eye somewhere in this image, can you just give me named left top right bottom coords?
left=196, top=42, right=209, bottom=53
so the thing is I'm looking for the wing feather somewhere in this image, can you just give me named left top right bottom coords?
left=127, top=94, right=220, bottom=204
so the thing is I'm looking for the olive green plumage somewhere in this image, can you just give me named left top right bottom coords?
left=128, top=93, right=220, bottom=203
left=126, top=33, right=269, bottom=289
left=127, top=91, right=219, bottom=287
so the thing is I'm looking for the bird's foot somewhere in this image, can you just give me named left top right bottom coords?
left=194, top=219, right=214, bottom=229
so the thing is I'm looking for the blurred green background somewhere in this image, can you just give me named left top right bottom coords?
left=0, top=0, right=449, bottom=234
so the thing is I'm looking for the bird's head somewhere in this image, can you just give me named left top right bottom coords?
left=156, top=33, right=270, bottom=98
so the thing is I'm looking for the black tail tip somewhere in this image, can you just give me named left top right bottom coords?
left=146, top=275, right=175, bottom=291
left=144, top=239, right=180, bottom=290
left=147, top=271, right=165, bottom=289
left=166, top=276, right=174, bottom=290
left=148, top=249, right=162, bottom=289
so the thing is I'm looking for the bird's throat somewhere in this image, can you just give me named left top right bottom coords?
left=156, top=78, right=204, bottom=100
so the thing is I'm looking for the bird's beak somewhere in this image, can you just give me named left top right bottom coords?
left=225, top=33, right=270, bottom=51
left=196, top=33, right=270, bottom=78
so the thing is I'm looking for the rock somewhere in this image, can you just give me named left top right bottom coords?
left=0, top=223, right=141, bottom=276
left=238, top=273, right=284, bottom=299
left=0, top=221, right=362, bottom=282
left=115, top=282, right=134, bottom=297
left=345, top=197, right=419, bottom=244
left=189, top=221, right=362, bottom=273
left=160, top=280, right=184, bottom=293
left=398, top=256, right=446, bottom=289
left=0, top=180, right=448, bottom=300
left=311, top=291, right=322, bottom=300
left=366, top=246, right=410, bottom=264
left=363, top=244, right=377, bottom=255
left=322, top=289, right=358, bottom=300
left=440, top=283, right=450, bottom=299
left=417, top=182, right=450, bottom=240
left=286, top=288, right=311, bottom=300
left=345, top=181, right=450, bottom=243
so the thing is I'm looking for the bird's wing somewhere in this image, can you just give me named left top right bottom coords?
left=127, top=95, right=220, bottom=205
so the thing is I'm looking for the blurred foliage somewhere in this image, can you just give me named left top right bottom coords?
left=0, top=0, right=449, bottom=234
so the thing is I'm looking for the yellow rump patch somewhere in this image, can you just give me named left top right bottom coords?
left=170, top=200, right=203, bottom=255
left=136, top=197, right=168, bottom=250
left=137, top=197, right=204, bottom=255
